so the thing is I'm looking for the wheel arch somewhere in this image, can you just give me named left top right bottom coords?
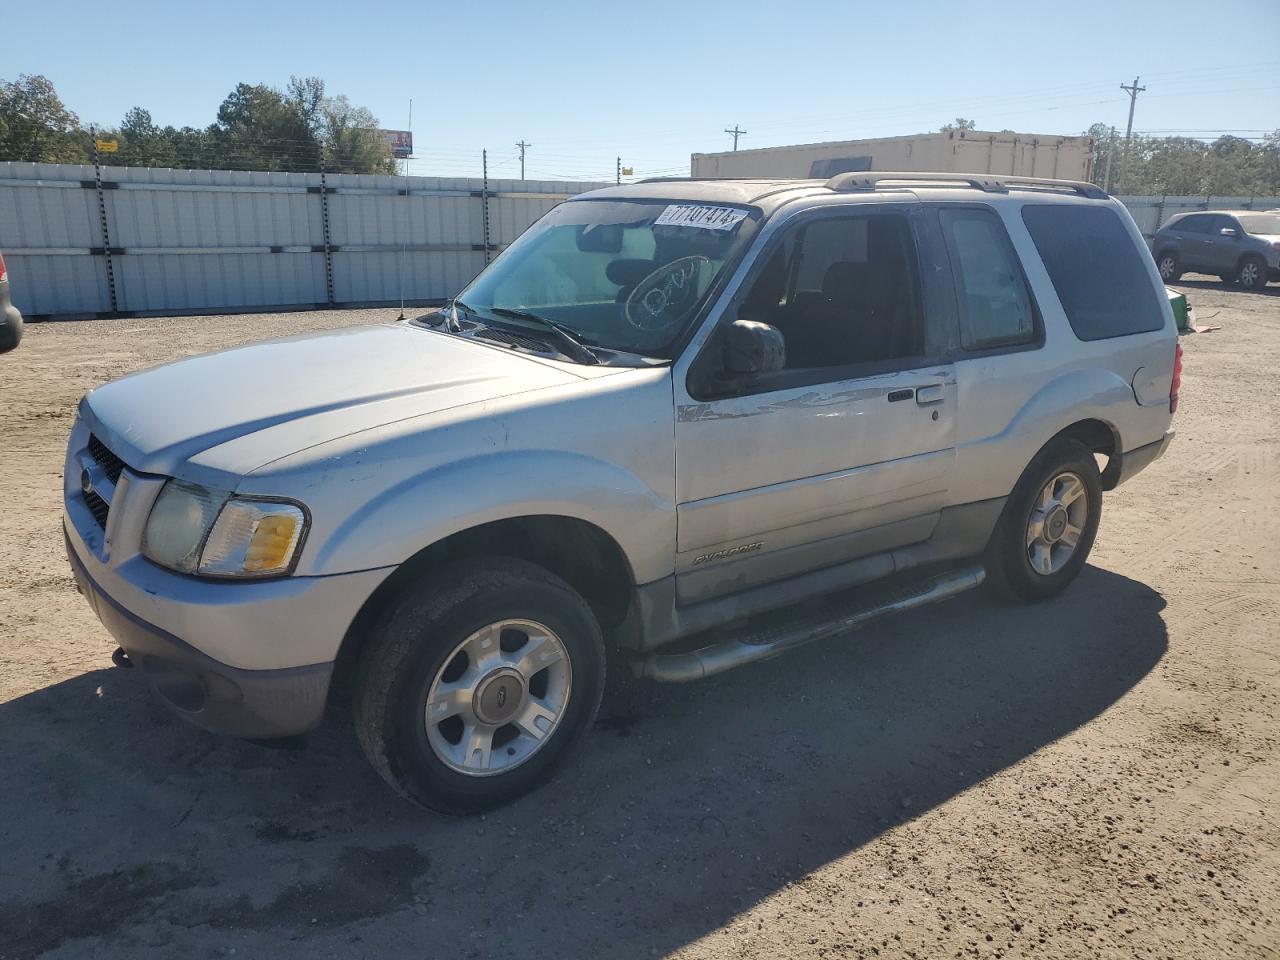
left=333, top=514, right=638, bottom=689
left=1236, top=250, right=1268, bottom=275
left=1050, top=417, right=1122, bottom=489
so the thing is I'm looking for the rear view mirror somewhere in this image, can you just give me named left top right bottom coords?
left=1220, top=227, right=1239, bottom=237
left=725, top=318, right=785, bottom=377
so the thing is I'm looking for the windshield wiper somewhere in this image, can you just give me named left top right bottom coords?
left=489, top=307, right=600, bottom=365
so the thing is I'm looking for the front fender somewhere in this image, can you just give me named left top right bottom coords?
left=298, top=449, right=674, bottom=584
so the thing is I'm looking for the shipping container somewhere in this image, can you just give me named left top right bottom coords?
left=691, top=130, right=1095, bottom=181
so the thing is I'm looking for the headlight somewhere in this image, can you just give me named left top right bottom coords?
left=142, top=480, right=307, bottom=578
left=142, top=481, right=228, bottom=573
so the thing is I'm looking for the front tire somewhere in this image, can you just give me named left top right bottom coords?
left=353, top=557, right=606, bottom=814
left=985, top=438, right=1102, bottom=602
left=1237, top=255, right=1268, bottom=291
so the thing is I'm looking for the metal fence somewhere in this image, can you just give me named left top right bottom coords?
left=1115, top=194, right=1280, bottom=240
left=0, top=162, right=608, bottom=319
left=4, top=163, right=1279, bottom=319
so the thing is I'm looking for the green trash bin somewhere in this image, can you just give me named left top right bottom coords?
left=1166, top=287, right=1191, bottom=334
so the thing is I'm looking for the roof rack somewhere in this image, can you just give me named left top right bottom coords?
left=825, top=171, right=1108, bottom=200
left=635, top=176, right=810, bottom=184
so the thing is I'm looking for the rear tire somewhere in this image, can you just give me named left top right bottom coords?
left=1237, top=255, right=1268, bottom=291
left=1156, top=251, right=1182, bottom=282
left=985, top=438, right=1102, bottom=602
left=353, top=557, right=606, bottom=814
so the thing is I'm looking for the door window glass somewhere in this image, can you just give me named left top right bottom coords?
left=939, top=208, right=1038, bottom=350
left=738, top=214, right=924, bottom=371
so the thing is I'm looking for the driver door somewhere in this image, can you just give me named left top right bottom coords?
left=672, top=205, right=957, bottom=605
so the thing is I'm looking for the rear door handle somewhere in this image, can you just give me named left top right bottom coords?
left=915, top=384, right=945, bottom=405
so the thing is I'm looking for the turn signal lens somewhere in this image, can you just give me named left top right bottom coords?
left=199, top=500, right=306, bottom=577
left=1170, top=342, right=1183, bottom=414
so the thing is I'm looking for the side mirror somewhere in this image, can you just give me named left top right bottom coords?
left=724, top=318, right=785, bottom=377
left=1220, top=227, right=1239, bottom=238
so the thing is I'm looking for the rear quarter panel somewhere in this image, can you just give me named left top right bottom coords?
left=949, top=197, right=1175, bottom=505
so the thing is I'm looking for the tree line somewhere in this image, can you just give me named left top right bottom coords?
left=1086, top=123, right=1280, bottom=197
left=0, top=74, right=397, bottom=174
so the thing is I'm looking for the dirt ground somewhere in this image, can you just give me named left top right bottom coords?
left=1, top=284, right=1277, bottom=960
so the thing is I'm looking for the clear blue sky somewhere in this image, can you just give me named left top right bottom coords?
left=12, top=0, right=1278, bottom=182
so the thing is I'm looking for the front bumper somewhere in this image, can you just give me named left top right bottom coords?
left=67, top=528, right=334, bottom=738
left=62, top=418, right=394, bottom=738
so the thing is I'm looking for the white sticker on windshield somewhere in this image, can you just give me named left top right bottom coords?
left=653, top=204, right=749, bottom=231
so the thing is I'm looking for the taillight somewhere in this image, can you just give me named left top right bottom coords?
left=1170, top=341, right=1183, bottom=414
left=0, top=252, right=7, bottom=284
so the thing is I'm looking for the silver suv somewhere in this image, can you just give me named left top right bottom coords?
left=63, top=173, right=1179, bottom=813
left=1153, top=209, right=1280, bottom=290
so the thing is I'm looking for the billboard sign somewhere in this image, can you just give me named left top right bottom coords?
left=381, top=129, right=413, bottom=159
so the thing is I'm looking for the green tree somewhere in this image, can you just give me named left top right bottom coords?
left=321, top=95, right=396, bottom=174
left=286, top=76, right=326, bottom=139
left=939, top=117, right=977, bottom=133
left=0, top=74, right=87, bottom=163
left=212, top=81, right=321, bottom=171
left=116, top=107, right=176, bottom=167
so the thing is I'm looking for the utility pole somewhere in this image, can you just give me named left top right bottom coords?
left=516, top=140, right=530, bottom=180
left=724, top=124, right=746, bottom=151
left=1118, top=76, right=1145, bottom=192
left=1103, top=126, right=1117, bottom=194
left=616, top=156, right=621, bottom=185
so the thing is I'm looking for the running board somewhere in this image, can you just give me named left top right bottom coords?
left=634, top=563, right=985, bottom=683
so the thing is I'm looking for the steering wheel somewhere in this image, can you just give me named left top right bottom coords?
left=624, top=256, right=711, bottom=334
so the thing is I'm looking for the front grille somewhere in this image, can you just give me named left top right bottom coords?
left=88, top=434, right=126, bottom=484
left=473, top=328, right=552, bottom=354
left=84, top=488, right=110, bottom=528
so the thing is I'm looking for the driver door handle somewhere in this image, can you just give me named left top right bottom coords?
left=915, top=384, right=945, bottom=405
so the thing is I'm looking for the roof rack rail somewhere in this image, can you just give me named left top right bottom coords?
left=825, top=171, right=1108, bottom=200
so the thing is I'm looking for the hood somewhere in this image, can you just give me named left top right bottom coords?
left=82, top=324, right=587, bottom=481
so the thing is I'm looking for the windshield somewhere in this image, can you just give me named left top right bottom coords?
left=1236, top=214, right=1280, bottom=235
left=455, top=198, right=760, bottom=359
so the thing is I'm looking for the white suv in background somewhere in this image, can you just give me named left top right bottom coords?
left=64, top=172, right=1178, bottom=812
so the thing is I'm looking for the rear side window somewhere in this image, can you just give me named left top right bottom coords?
left=1021, top=205, right=1165, bottom=341
left=939, top=208, right=1038, bottom=351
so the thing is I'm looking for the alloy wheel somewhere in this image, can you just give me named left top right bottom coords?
left=424, top=619, right=573, bottom=776
left=1025, top=472, right=1089, bottom=576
